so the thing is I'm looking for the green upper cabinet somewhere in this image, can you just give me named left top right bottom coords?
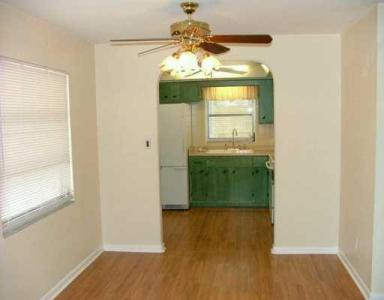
left=258, top=79, right=274, bottom=124
left=159, top=78, right=274, bottom=124
left=159, top=82, right=180, bottom=103
left=179, top=82, right=202, bottom=102
left=159, top=81, right=201, bottom=104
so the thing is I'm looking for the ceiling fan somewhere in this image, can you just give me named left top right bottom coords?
left=110, top=2, right=273, bottom=77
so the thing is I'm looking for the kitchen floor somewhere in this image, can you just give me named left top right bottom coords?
left=57, top=208, right=362, bottom=300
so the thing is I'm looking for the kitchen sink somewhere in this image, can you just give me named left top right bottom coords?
left=199, top=148, right=256, bottom=155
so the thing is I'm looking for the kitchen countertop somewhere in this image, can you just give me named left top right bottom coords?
left=189, top=146, right=274, bottom=157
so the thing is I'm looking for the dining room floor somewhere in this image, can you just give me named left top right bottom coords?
left=56, top=208, right=363, bottom=300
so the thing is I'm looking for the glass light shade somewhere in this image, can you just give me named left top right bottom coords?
left=177, top=51, right=199, bottom=73
left=160, top=55, right=178, bottom=72
left=201, top=55, right=221, bottom=74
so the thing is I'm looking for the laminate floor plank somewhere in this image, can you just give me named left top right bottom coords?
left=56, top=208, right=363, bottom=300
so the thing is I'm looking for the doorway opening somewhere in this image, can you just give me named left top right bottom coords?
left=158, top=60, right=275, bottom=253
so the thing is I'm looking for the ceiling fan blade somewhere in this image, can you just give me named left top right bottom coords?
left=210, top=35, right=273, bottom=44
left=110, top=38, right=177, bottom=45
left=214, top=67, right=248, bottom=75
left=138, top=43, right=178, bottom=56
left=200, top=42, right=230, bottom=54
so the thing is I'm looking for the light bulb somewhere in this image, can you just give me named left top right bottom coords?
left=201, top=55, right=221, bottom=75
left=178, top=51, right=199, bottom=73
left=160, top=55, right=178, bottom=72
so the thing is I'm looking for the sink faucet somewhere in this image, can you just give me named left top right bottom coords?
left=232, top=128, right=238, bottom=148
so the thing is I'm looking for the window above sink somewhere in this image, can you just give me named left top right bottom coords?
left=203, top=85, right=257, bottom=143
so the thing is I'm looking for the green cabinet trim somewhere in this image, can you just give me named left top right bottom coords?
left=189, top=156, right=270, bottom=208
left=159, top=78, right=274, bottom=124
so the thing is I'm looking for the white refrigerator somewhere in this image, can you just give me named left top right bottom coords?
left=159, top=104, right=191, bottom=209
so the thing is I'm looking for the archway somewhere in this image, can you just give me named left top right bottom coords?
left=157, top=60, right=275, bottom=250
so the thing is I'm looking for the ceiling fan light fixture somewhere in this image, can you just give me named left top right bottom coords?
left=177, top=51, right=199, bottom=73
left=160, top=54, right=179, bottom=72
left=201, top=54, right=221, bottom=75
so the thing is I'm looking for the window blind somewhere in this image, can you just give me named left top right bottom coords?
left=206, top=99, right=256, bottom=141
left=0, top=57, right=74, bottom=234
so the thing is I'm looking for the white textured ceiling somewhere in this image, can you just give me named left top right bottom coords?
left=2, top=0, right=382, bottom=43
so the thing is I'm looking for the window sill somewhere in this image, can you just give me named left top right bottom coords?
left=2, top=196, right=74, bottom=238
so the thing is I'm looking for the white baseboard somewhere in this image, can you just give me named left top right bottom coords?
left=370, top=294, right=384, bottom=300
left=337, top=250, right=370, bottom=299
left=41, top=247, right=103, bottom=300
left=103, top=243, right=165, bottom=253
left=271, top=246, right=338, bottom=255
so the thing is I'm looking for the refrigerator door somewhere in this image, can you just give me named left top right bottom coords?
left=159, top=104, right=190, bottom=167
left=160, top=166, right=189, bottom=209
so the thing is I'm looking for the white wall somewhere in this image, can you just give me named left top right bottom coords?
left=0, top=3, right=102, bottom=300
left=340, top=6, right=378, bottom=290
left=95, top=34, right=341, bottom=250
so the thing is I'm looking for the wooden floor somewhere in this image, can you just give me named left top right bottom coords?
left=57, top=208, right=362, bottom=300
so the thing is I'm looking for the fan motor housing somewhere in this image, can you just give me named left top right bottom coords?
left=170, top=19, right=211, bottom=38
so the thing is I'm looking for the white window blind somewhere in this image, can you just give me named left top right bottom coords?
left=0, top=57, right=74, bottom=236
left=203, top=86, right=257, bottom=141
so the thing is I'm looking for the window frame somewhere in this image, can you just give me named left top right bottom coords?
left=0, top=56, right=75, bottom=238
left=205, top=99, right=257, bottom=143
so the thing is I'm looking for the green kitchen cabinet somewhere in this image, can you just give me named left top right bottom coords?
left=160, top=78, right=274, bottom=124
left=189, top=158, right=208, bottom=203
left=231, top=166, right=256, bottom=205
left=206, top=166, right=232, bottom=205
left=159, top=82, right=180, bottom=103
left=179, top=82, right=202, bottom=102
left=258, top=79, right=274, bottom=124
left=189, top=156, right=270, bottom=207
left=159, top=81, right=201, bottom=104
left=252, top=168, right=269, bottom=207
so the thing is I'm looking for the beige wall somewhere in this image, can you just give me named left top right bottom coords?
left=0, top=3, right=102, bottom=300
left=95, top=34, right=341, bottom=249
left=95, top=46, right=163, bottom=247
left=371, top=4, right=384, bottom=295
left=340, top=6, right=378, bottom=289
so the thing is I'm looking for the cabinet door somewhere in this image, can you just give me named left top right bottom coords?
left=189, top=159, right=207, bottom=204
left=231, top=167, right=255, bottom=206
left=253, top=167, right=269, bottom=207
left=206, top=166, right=231, bottom=205
left=258, top=80, right=274, bottom=124
left=179, top=82, right=202, bottom=103
left=159, top=82, right=180, bottom=103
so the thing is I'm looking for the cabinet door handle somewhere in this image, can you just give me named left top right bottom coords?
left=223, top=170, right=227, bottom=174
left=232, top=170, right=236, bottom=174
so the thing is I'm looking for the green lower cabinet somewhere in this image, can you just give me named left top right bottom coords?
left=253, top=168, right=269, bottom=207
left=189, top=156, right=269, bottom=208
left=189, top=159, right=208, bottom=203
